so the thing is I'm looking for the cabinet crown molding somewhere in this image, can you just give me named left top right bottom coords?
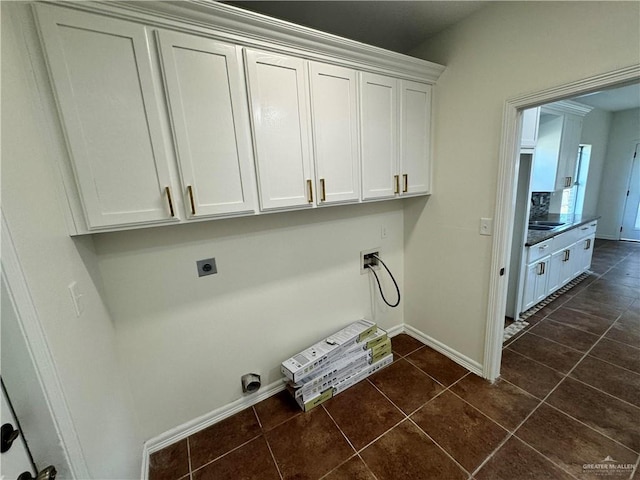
left=541, top=99, right=593, bottom=117
left=43, top=0, right=445, bottom=83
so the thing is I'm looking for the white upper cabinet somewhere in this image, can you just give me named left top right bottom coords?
left=520, top=107, right=540, bottom=152
left=156, top=31, right=256, bottom=218
left=34, top=5, right=177, bottom=229
left=244, top=49, right=315, bottom=211
left=400, top=80, right=432, bottom=195
left=360, top=73, right=398, bottom=200
left=530, top=101, right=591, bottom=192
left=308, top=62, right=360, bottom=204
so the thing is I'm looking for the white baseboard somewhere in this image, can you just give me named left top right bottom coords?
left=595, top=234, right=619, bottom=241
left=403, top=324, right=484, bottom=377
left=141, top=321, right=467, bottom=479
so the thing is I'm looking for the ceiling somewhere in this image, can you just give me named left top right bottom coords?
left=222, top=2, right=639, bottom=112
left=573, top=83, right=640, bottom=112
left=223, top=1, right=487, bottom=54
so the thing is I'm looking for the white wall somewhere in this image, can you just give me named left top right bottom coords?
left=405, top=2, right=640, bottom=365
left=94, top=202, right=404, bottom=439
left=578, top=108, right=613, bottom=216
left=1, top=4, right=141, bottom=477
left=596, top=107, right=640, bottom=238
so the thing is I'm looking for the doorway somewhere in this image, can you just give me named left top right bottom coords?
left=621, top=142, right=640, bottom=241
left=482, top=66, right=640, bottom=381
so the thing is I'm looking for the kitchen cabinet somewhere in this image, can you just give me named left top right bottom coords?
left=522, top=256, right=550, bottom=312
left=400, top=80, right=432, bottom=195
left=308, top=62, right=360, bottom=204
left=360, top=72, right=398, bottom=200
left=520, top=107, right=540, bottom=152
left=519, top=219, right=598, bottom=314
left=244, top=49, right=315, bottom=211
left=530, top=101, right=591, bottom=192
left=35, top=5, right=178, bottom=229
left=576, top=234, right=596, bottom=274
left=360, top=74, right=432, bottom=199
left=33, top=2, right=444, bottom=235
left=547, top=243, right=577, bottom=294
left=157, top=31, right=256, bottom=218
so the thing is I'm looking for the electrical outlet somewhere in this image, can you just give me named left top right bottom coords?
left=196, top=258, right=217, bottom=277
left=360, top=249, right=380, bottom=274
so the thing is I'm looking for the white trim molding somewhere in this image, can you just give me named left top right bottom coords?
left=1, top=212, right=90, bottom=478
left=40, top=0, right=445, bottom=84
left=483, top=64, right=640, bottom=382
left=403, top=324, right=483, bottom=377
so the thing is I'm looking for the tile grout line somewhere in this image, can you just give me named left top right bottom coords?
left=477, top=301, right=638, bottom=479
left=405, top=415, right=471, bottom=477
left=262, top=432, right=284, bottom=480
left=189, top=433, right=262, bottom=475
left=537, top=400, right=640, bottom=456
left=186, top=437, right=193, bottom=480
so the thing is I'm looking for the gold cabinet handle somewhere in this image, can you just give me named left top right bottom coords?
left=394, top=175, right=400, bottom=194
left=187, top=185, right=196, bottom=215
left=403, top=174, right=408, bottom=193
left=585, top=238, right=591, bottom=250
left=307, top=179, right=313, bottom=203
left=165, top=186, right=175, bottom=217
left=320, top=178, right=326, bottom=202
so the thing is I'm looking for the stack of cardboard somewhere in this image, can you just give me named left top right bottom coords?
left=281, top=319, right=393, bottom=411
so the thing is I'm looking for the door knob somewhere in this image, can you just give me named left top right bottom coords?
left=1, top=423, right=20, bottom=453
left=17, top=466, right=57, bottom=480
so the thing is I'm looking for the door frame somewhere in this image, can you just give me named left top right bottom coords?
left=620, top=141, right=640, bottom=241
left=1, top=212, right=89, bottom=477
left=483, top=65, right=640, bottom=381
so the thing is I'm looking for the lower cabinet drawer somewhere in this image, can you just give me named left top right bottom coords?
left=527, top=240, right=553, bottom=263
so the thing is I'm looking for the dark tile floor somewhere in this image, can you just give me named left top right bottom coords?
left=149, top=240, right=640, bottom=480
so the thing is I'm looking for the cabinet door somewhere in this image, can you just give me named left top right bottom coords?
left=522, top=259, right=548, bottom=311
left=34, top=5, right=176, bottom=229
left=547, top=249, right=565, bottom=294
left=308, top=62, right=360, bottom=204
left=400, top=80, right=431, bottom=195
left=157, top=31, right=255, bottom=217
left=521, top=107, right=540, bottom=151
left=577, top=235, right=596, bottom=274
left=531, top=114, right=563, bottom=192
left=555, top=114, right=583, bottom=191
left=360, top=72, right=398, bottom=200
left=245, top=49, right=314, bottom=210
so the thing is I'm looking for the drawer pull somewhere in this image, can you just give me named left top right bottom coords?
left=165, top=186, right=175, bottom=217
left=187, top=185, right=196, bottom=215
left=539, top=244, right=549, bottom=250
left=307, top=179, right=314, bottom=203
left=403, top=174, right=408, bottom=193
left=320, top=178, right=326, bottom=202
left=394, top=175, right=400, bottom=194
left=581, top=227, right=588, bottom=230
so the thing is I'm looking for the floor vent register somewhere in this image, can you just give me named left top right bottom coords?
left=281, top=319, right=392, bottom=411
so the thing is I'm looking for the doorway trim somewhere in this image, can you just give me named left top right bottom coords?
left=483, top=64, right=640, bottom=381
left=1, top=212, right=89, bottom=477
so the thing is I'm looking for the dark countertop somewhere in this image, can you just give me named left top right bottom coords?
left=525, top=213, right=600, bottom=247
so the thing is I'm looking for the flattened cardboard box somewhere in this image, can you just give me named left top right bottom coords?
left=289, top=328, right=388, bottom=389
left=281, top=319, right=376, bottom=382
left=296, top=353, right=394, bottom=412
left=292, top=339, right=392, bottom=400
